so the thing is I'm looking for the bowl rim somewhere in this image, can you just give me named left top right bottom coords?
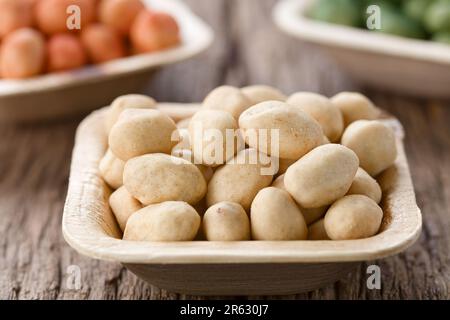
left=273, top=0, right=450, bottom=65
left=62, top=104, right=422, bottom=265
left=0, top=0, right=214, bottom=97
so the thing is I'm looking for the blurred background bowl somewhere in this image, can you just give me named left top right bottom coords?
left=273, top=0, right=450, bottom=99
left=0, top=0, right=213, bottom=123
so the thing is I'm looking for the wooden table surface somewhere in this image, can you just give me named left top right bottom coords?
left=1, top=0, right=449, bottom=300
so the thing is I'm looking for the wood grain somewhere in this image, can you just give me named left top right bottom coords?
left=0, top=0, right=449, bottom=299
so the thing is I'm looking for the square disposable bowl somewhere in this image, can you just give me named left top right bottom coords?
left=63, top=104, right=422, bottom=296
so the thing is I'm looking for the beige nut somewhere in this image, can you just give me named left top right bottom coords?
left=239, top=101, right=323, bottom=159
left=347, top=167, right=382, bottom=203
left=203, top=85, right=253, bottom=119
left=109, top=108, right=177, bottom=161
left=341, top=120, right=397, bottom=176
left=123, top=201, right=200, bottom=241
left=105, top=94, right=157, bottom=133
left=202, top=202, right=250, bottom=241
left=206, top=148, right=274, bottom=211
left=251, top=187, right=308, bottom=240
left=287, top=92, right=344, bottom=142
left=109, top=186, right=142, bottom=231
left=324, top=195, right=383, bottom=240
left=308, top=219, right=330, bottom=240
left=241, top=85, right=287, bottom=105
left=272, top=174, right=327, bottom=224
left=189, top=109, right=243, bottom=167
left=123, top=153, right=207, bottom=206
left=176, top=117, right=192, bottom=129
left=171, top=149, right=214, bottom=182
left=99, top=149, right=125, bottom=189
left=331, top=92, right=379, bottom=127
left=285, top=144, right=359, bottom=208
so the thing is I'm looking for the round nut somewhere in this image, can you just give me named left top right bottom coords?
left=109, top=109, right=177, bottom=161
left=331, top=92, right=379, bottom=127
left=347, top=167, right=382, bottom=203
left=130, top=10, right=180, bottom=53
left=123, top=201, right=200, bottom=241
left=99, top=0, right=145, bottom=35
left=287, top=92, right=344, bottom=142
left=251, top=187, right=308, bottom=240
left=99, top=149, right=125, bottom=189
left=109, top=186, right=142, bottom=231
left=81, top=24, right=126, bottom=64
left=341, top=120, right=397, bottom=176
left=176, top=117, right=191, bottom=129
left=203, top=85, right=253, bottom=119
left=171, top=149, right=214, bottom=182
left=123, top=153, right=207, bottom=206
left=241, top=85, right=287, bottom=105
left=203, top=202, right=250, bottom=241
left=189, top=109, right=243, bottom=167
left=206, top=148, right=274, bottom=211
left=324, top=195, right=383, bottom=240
left=105, top=94, right=157, bottom=133
left=0, top=0, right=35, bottom=38
left=308, top=219, right=330, bottom=240
left=46, top=34, right=87, bottom=72
left=0, top=28, right=45, bottom=79
left=272, top=174, right=327, bottom=224
left=35, top=0, right=96, bottom=35
left=285, top=144, right=359, bottom=208
left=239, top=101, right=323, bottom=159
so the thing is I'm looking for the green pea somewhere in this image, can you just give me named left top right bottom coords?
left=424, top=0, right=450, bottom=33
left=403, top=0, right=433, bottom=22
left=432, top=31, right=450, bottom=44
left=364, top=0, right=399, bottom=10
left=309, top=0, right=363, bottom=27
left=376, top=8, right=427, bottom=39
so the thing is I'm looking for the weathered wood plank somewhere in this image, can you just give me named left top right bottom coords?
left=0, top=0, right=448, bottom=300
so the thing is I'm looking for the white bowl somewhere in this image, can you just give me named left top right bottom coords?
left=273, top=0, right=450, bottom=98
left=0, top=0, right=213, bottom=123
left=62, top=104, right=421, bottom=296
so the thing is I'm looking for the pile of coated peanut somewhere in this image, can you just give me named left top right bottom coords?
left=100, top=85, right=397, bottom=242
left=0, top=0, right=180, bottom=79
